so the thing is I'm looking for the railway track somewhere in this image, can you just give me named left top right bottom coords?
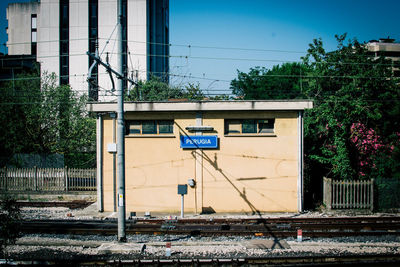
left=20, top=216, right=400, bottom=237
left=13, top=200, right=94, bottom=209
left=9, top=254, right=400, bottom=266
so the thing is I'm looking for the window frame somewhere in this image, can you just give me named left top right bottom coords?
left=225, top=118, right=276, bottom=136
left=125, top=120, right=174, bottom=136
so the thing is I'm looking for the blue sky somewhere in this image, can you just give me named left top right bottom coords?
left=1, top=0, right=399, bottom=94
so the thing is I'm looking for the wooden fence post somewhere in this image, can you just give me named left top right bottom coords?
left=370, top=179, right=374, bottom=211
left=64, top=166, right=69, bottom=192
left=34, top=166, right=38, bottom=191
left=323, top=177, right=332, bottom=210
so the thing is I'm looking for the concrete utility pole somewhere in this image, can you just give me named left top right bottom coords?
left=116, top=0, right=126, bottom=242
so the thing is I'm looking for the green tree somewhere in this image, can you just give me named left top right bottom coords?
left=0, top=194, right=21, bottom=258
left=126, top=77, right=184, bottom=101
left=126, top=78, right=208, bottom=101
left=182, top=82, right=205, bottom=100
left=0, top=71, right=96, bottom=168
left=230, top=62, right=308, bottom=100
left=302, top=34, right=400, bottom=182
left=229, top=35, right=400, bottom=209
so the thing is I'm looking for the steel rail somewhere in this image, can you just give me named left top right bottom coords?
left=12, top=254, right=400, bottom=266
left=20, top=217, right=400, bottom=237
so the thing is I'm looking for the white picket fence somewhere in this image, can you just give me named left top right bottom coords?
left=323, top=177, right=374, bottom=210
left=0, top=167, right=96, bottom=192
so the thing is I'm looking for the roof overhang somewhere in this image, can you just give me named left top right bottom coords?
left=87, top=100, right=313, bottom=113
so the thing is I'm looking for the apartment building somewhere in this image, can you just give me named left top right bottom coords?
left=7, top=0, right=169, bottom=101
left=367, top=38, right=400, bottom=77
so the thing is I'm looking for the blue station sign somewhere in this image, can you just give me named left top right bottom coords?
left=180, top=135, right=218, bottom=149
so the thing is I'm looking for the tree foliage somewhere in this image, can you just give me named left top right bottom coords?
left=302, top=34, right=400, bottom=181
left=230, top=34, right=400, bottom=208
left=0, top=194, right=21, bottom=258
left=230, top=62, right=308, bottom=100
left=0, top=71, right=96, bottom=168
left=125, top=78, right=206, bottom=101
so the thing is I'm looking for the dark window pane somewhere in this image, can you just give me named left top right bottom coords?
left=242, top=120, right=257, bottom=133
left=128, top=121, right=141, bottom=134
left=31, top=43, right=37, bottom=55
left=61, top=66, right=68, bottom=74
left=258, top=119, right=275, bottom=133
left=60, top=0, right=69, bottom=85
left=63, top=6, right=68, bottom=18
left=142, top=121, right=157, bottom=134
left=90, top=17, right=97, bottom=27
left=61, top=43, right=68, bottom=54
left=91, top=4, right=97, bottom=16
left=159, top=120, right=173, bottom=134
left=60, top=77, right=68, bottom=85
left=225, top=120, right=241, bottom=134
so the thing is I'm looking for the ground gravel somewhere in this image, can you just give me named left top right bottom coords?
left=4, top=233, right=400, bottom=261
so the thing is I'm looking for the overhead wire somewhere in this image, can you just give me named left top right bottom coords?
left=0, top=68, right=399, bottom=83
left=2, top=38, right=399, bottom=100
left=4, top=38, right=398, bottom=66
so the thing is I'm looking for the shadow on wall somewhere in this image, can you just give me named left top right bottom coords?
left=174, top=122, right=292, bottom=214
left=194, top=150, right=290, bottom=250
left=196, top=151, right=260, bottom=215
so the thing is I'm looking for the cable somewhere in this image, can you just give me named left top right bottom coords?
left=1, top=69, right=399, bottom=83
left=4, top=38, right=306, bottom=54
left=100, top=23, right=119, bottom=57
left=4, top=38, right=399, bottom=66
left=2, top=50, right=398, bottom=69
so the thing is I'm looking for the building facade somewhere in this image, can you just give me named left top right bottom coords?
left=7, top=0, right=169, bottom=101
left=367, top=38, right=400, bottom=77
left=88, top=100, right=313, bottom=214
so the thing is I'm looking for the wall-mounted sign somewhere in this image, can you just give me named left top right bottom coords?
left=180, top=135, right=218, bottom=149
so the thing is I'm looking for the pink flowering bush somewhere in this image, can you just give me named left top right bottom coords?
left=350, top=122, right=397, bottom=178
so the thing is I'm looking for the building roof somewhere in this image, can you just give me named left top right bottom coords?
left=87, top=100, right=313, bottom=113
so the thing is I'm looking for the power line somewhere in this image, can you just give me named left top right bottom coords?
left=4, top=37, right=306, bottom=54
left=5, top=38, right=399, bottom=64
left=0, top=69, right=399, bottom=83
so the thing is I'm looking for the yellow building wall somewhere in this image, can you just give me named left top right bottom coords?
left=102, top=111, right=299, bottom=213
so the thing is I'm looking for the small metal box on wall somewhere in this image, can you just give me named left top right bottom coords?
left=178, top=184, right=188, bottom=195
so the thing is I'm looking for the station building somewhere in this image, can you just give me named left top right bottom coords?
left=87, top=100, right=313, bottom=214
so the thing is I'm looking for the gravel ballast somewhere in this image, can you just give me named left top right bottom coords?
left=4, top=206, right=399, bottom=263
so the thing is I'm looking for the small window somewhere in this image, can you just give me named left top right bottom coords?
left=258, top=119, right=274, bottom=133
left=31, top=15, right=37, bottom=29
left=31, top=31, right=37, bottom=43
left=225, top=120, right=241, bottom=134
left=126, top=120, right=174, bottom=135
left=31, top=42, right=37, bottom=55
left=159, top=120, right=173, bottom=134
left=225, top=119, right=275, bottom=135
left=242, top=119, right=257, bottom=133
left=142, top=121, right=157, bottom=134
left=128, top=121, right=141, bottom=134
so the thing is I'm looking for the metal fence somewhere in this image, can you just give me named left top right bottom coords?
left=323, top=177, right=374, bottom=210
left=0, top=167, right=96, bottom=192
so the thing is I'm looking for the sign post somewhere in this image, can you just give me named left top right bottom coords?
left=178, top=184, right=188, bottom=218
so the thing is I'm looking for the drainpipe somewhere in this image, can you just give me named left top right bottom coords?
left=97, top=113, right=104, bottom=212
left=195, top=112, right=203, bottom=214
left=297, top=111, right=304, bottom=212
